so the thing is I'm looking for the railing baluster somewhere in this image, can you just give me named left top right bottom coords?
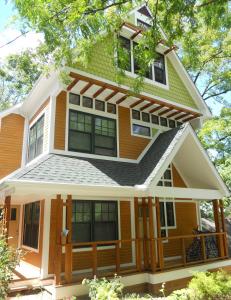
left=92, top=243, right=97, bottom=276
left=116, top=241, right=120, bottom=274
left=201, top=235, right=206, bottom=261
left=182, top=238, right=186, bottom=266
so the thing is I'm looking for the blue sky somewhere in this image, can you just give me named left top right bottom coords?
left=0, top=1, right=228, bottom=115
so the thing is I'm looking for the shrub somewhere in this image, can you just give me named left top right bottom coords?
left=0, top=211, right=21, bottom=299
left=168, top=270, right=231, bottom=300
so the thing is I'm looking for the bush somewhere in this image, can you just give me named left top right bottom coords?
left=168, top=270, right=231, bottom=300
left=0, top=211, right=21, bottom=299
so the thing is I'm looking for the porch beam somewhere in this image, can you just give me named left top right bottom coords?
left=4, top=196, right=11, bottom=240
left=153, top=186, right=223, bottom=200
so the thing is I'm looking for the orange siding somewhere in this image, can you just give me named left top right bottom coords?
left=119, top=106, right=150, bottom=159
left=22, top=200, right=44, bottom=268
left=29, top=98, right=50, bottom=124
left=172, top=164, right=187, bottom=187
left=54, top=91, right=66, bottom=150
left=0, top=113, right=24, bottom=179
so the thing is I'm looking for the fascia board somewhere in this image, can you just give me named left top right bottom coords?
left=0, top=103, right=24, bottom=119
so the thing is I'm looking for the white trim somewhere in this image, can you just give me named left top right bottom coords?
left=0, top=103, right=23, bottom=119
left=48, top=96, right=56, bottom=153
left=21, top=118, right=29, bottom=168
left=18, top=204, right=23, bottom=249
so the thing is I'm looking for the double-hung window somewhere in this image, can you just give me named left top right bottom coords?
left=69, top=110, right=117, bottom=157
left=28, top=115, right=44, bottom=161
left=72, top=200, right=118, bottom=243
left=118, top=36, right=132, bottom=72
left=154, top=54, right=166, bottom=84
left=23, top=201, right=40, bottom=249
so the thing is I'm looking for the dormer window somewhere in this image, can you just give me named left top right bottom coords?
left=118, top=36, right=166, bottom=85
left=28, top=115, right=44, bottom=162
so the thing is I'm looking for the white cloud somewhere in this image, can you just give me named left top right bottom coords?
left=0, top=28, right=43, bottom=61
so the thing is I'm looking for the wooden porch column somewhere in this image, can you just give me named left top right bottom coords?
left=54, top=194, right=63, bottom=286
left=213, top=199, right=225, bottom=258
left=148, top=197, right=156, bottom=272
left=134, top=197, right=141, bottom=271
left=219, top=199, right=228, bottom=257
left=142, top=197, right=148, bottom=270
left=155, top=197, right=164, bottom=270
left=3, top=196, right=11, bottom=240
left=65, top=195, right=73, bottom=283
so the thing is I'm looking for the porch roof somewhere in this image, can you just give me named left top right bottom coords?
left=7, top=125, right=184, bottom=187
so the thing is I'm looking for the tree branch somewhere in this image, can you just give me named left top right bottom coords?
left=203, top=89, right=230, bottom=101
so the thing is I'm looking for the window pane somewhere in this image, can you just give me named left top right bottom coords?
left=152, top=115, right=159, bottom=125
left=160, top=202, right=165, bottom=227
left=161, top=229, right=167, bottom=237
left=23, top=202, right=40, bottom=249
left=169, top=119, right=176, bottom=128
left=166, top=202, right=175, bottom=226
left=164, top=169, right=171, bottom=180
left=83, top=96, right=93, bottom=108
left=28, top=115, right=44, bottom=161
left=177, top=121, right=183, bottom=127
left=132, top=110, right=140, bottom=120
left=95, top=100, right=105, bottom=111
left=118, top=36, right=131, bottom=72
left=160, top=117, right=168, bottom=127
left=154, top=53, right=166, bottom=84
left=95, top=135, right=114, bottom=149
left=142, top=112, right=150, bottom=122
left=94, top=222, right=117, bottom=241
left=107, top=103, right=116, bottom=114
left=10, top=208, right=17, bottom=221
left=133, top=124, right=150, bottom=137
left=69, top=93, right=80, bottom=105
left=164, top=181, right=172, bottom=187
left=69, top=131, right=91, bottom=152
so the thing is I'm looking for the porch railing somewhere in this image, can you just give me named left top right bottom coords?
left=54, top=232, right=228, bottom=285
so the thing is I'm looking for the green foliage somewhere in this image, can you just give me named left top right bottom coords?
left=168, top=270, right=231, bottom=300
left=0, top=50, right=41, bottom=111
left=11, top=0, right=230, bottom=104
left=0, top=233, right=21, bottom=299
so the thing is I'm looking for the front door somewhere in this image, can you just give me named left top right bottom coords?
left=8, top=205, right=20, bottom=248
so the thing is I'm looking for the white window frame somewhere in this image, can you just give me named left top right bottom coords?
left=160, top=199, right=177, bottom=243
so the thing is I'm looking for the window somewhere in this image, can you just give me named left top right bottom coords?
left=72, top=201, right=118, bottom=243
left=177, top=121, right=183, bottom=127
left=158, top=165, right=173, bottom=187
left=28, top=115, right=44, bottom=161
left=69, top=111, right=117, bottom=157
left=10, top=208, right=17, bottom=221
left=152, top=114, right=159, bottom=125
left=82, top=96, right=93, bottom=108
left=160, top=117, right=168, bottom=127
left=154, top=54, right=166, bottom=84
left=23, top=201, right=40, bottom=249
left=118, top=36, right=131, bottom=72
left=137, top=19, right=151, bottom=30
left=69, top=93, right=80, bottom=105
left=95, top=99, right=105, bottom=111
left=132, top=110, right=140, bottom=120
left=107, top=103, right=116, bottom=114
left=168, top=119, right=176, bottom=128
left=133, top=42, right=152, bottom=79
left=160, top=200, right=176, bottom=239
left=142, top=112, right=150, bottom=122
left=133, top=124, right=150, bottom=137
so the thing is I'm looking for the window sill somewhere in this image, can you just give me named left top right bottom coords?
left=124, top=70, right=169, bottom=90
left=21, top=245, right=39, bottom=253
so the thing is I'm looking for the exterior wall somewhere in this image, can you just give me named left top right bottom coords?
left=54, top=91, right=67, bottom=150
left=29, top=98, right=51, bottom=155
left=119, top=106, right=150, bottom=159
left=0, top=113, right=24, bottom=179
left=75, top=37, right=198, bottom=109
left=21, top=200, right=45, bottom=268
left=48, top=199, right=132, bottom=274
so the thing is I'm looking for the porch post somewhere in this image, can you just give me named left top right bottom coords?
left=148, top=197, right=156, bottom=272
left=219, top=199, right=228, bottom=257
left=155, top=197, right=164, bottom=270
left=134, top=197, right=141, bottom=271
left=3, top=196, right=11, bottom=240
left=65, top=195, right=73, bottom=283
left=213, top=199, right=225, bottom=258
left=54, top=194, right=63, bottom=285
left=142, top=197, right=148, bottom=270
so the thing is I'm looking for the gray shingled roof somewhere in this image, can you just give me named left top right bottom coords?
left=9, top=125, right=186, bottom=187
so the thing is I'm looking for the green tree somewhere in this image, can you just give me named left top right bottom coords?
left=0, top=50, right=41, bottom=110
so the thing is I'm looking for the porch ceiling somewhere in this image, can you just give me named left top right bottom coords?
left=68, top=72, right=201, bottom=122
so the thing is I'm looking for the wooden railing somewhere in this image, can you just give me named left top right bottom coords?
left=54, top=232, right=228, bottom=285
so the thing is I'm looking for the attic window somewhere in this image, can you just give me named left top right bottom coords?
left=158, top=165, right=173, bottom=187
left=28, top=115, right=44, bottom=162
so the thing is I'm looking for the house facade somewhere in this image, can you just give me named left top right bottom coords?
left=0, top=5, right=230, bottom=299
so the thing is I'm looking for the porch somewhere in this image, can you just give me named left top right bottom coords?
left=51, top=195, right=229, bottom=286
